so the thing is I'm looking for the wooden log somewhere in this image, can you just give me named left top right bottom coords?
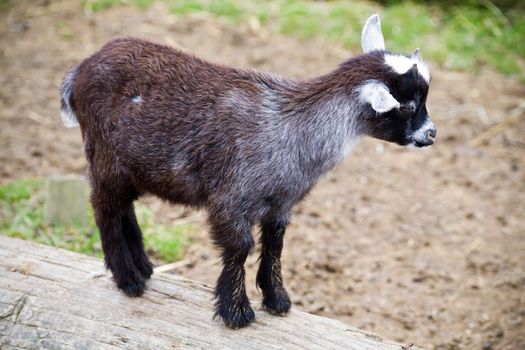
left=0, top=236, right=415, bottom=350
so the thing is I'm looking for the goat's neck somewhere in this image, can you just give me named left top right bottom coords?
left=282, top=75, right=363, bottom=175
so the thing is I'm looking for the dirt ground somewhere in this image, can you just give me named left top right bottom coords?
left=1, top=1, right=524, bottom=349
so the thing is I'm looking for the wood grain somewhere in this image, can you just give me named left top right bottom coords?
left=0, top=236, right=413, bottom=350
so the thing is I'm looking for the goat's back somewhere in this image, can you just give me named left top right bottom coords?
left=69, top=38, right=285, bottom=208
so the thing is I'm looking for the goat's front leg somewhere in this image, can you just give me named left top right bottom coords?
left=211, top=218, right=255, bottom=329
left=256, top=217, right=291, bottom=315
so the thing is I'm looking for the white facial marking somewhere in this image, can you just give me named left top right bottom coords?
left=357, top=80, right=400, bottom=113
left=412, top=118, right=435, bottom=141
left=132, top=96, right=143, bottom=104
left=384, top=54, right=430, bottom=83
left=361, top=14, right=386, bottom=53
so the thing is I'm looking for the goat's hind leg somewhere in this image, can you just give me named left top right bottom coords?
left=92, top=184, right=146, bottom=297
left=211, top=217, right=255, bottom=329
left=122, top=204, right=154, bottom=279
left=256, top=215, right=291, bottom=315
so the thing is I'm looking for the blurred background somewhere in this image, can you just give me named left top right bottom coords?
left=1, top=0, right=524, bottom=349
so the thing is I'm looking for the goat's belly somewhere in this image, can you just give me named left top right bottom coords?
left=150, top=186, right=205, bottom=207
left=133, top=168, right=207, bottom=208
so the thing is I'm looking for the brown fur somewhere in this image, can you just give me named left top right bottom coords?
left=61, top=36, right=433, bottom=328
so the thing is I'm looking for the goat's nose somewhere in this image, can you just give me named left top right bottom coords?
left=426, top=128, right=436, bottom=140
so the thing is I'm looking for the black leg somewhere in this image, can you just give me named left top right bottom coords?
left=91, top=182, right=145, bottom=297
left=121, top=204, right=154, bottom=279
left=211, top=218, right=255, bottom=329
left=256, top=217, right=291, bottom=315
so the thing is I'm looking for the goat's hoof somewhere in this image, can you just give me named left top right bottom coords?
left=136, top=259, right=154, bottom=279
left=118, top=277, right=146, bottom=297
left=217, top=303, right=255, bottom=329
left=262, top=289, right=291, bottom=316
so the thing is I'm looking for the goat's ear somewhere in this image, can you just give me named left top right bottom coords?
left=361, top=14, right=385, bottom=53
left=410, top=48, right=421, bottom=61
left=358, top=81, right=400, bottom=113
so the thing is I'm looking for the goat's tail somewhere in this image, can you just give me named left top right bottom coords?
left=59, top=65, right=80, bottom=128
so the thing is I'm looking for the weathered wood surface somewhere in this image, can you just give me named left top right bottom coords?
left=0, top=236, right=414, bottom=350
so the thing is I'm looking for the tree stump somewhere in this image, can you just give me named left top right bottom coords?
left=44, top=175, right=89, bottom=227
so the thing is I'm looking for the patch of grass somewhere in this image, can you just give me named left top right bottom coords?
left=0, top=178, right=44, bottom=204
left=0, top=178, right=193, bottom=262
left=136, top=206, right=189, bottom=261
left=169, top=0, right=259, bottom=23
left=274, top=1, right=524, bottom=78
left=279, top=1, right=322, bottom=38
left=83, top=0, right=122, bottom=12
left=169, top=0, right=205, bottom=14
left=83, top=0, right=154, bottom=13
left=208, top=0, right=242, bottom=19
left=0, top=0, right=15, bottom=12
left=82, top=0, right=524, bottom=79
left=441, top=5, right=525, bottom=74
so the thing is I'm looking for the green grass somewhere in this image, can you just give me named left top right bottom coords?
left=82, top=0, right=524, bottom=79
left=0, top=0, right=11, bottom=12
left=0, top=178, right=193, bottom=262
left=83, top=0, right=153, bottom=12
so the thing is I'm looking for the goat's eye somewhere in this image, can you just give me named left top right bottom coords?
left=399, top=102, right=416, bottom=114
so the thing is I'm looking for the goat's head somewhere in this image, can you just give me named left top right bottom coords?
left=356, top=14, right=436, bottom=148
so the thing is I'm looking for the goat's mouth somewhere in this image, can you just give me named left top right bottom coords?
left=413, top=139, right=434, bottom=147
left=404, top=138, right=434, bottom=149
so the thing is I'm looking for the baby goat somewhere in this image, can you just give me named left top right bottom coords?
left=60, top=15, right=436, bottom=328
